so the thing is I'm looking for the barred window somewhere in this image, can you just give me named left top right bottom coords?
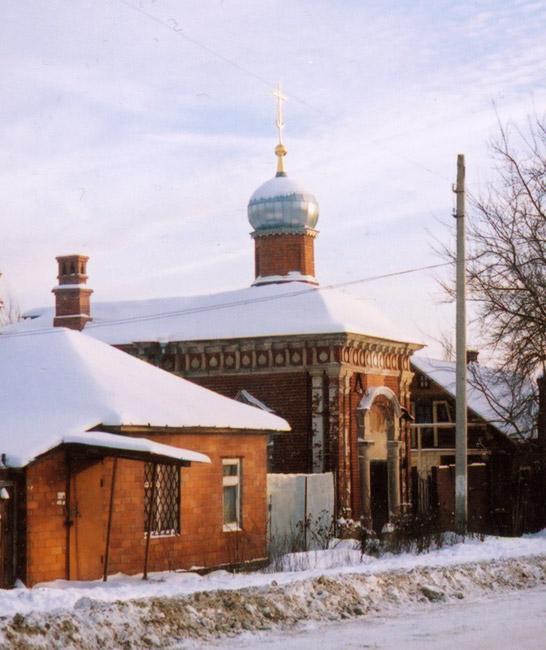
left=144, top=463, right=180, bottom=536
left=222, top=459, right=241, bottom=531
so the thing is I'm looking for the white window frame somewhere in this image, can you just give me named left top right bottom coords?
left=222, top=458, right=241, bottom=531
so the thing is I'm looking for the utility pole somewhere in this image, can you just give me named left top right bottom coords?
left=454, top=153, right=467, bottom=534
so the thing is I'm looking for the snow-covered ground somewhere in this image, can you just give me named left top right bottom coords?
left=7, top=529, right=545, bottom=618
left=0, top=531, right=545, bottom=649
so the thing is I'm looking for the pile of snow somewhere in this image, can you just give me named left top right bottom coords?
left=0, top=530, right=544, bottom=619
left=0, top=548, right=545, bottom=649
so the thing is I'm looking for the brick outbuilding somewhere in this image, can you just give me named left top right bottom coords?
left=0, top=329, right=288, bottom=587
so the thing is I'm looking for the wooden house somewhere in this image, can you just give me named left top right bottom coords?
left=410, top=355, right=534, bottom=533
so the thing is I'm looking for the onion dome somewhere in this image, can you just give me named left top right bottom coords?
left=248, top=141, right=319, bottom=233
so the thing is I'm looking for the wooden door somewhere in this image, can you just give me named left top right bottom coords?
left=69, top=461, right=106, bottom=581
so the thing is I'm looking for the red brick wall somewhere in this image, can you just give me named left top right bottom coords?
left=254, top=233, right=315, bottom=278
left=23, top=432, right=269, bottom=585
left=190, top=372, right=312, bottom=473
left=26, top=453, right=68, bottom=584
left=108, top=432, right=268, bottom=576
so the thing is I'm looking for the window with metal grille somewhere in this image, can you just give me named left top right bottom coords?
left=144, top=463, right=180, bottom=536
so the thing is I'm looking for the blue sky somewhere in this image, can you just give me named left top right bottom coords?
left=2, top=0, right=546, bottom=356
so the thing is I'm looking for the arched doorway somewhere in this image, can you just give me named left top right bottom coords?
left=357, top=387, right=402, bottom=532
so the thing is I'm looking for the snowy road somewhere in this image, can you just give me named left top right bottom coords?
left=194, top=586, right=546, bottom=650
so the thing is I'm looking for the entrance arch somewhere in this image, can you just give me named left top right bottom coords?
left=357, top=386, right=402, bottom=531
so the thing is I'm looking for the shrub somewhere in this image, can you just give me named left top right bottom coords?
left=383, top=511, right=445, bottom=555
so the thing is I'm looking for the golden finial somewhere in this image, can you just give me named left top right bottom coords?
left=272, top=81, right=288, bottom=175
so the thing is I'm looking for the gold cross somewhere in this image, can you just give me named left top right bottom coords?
left=272, top=81, right=288, bottom=145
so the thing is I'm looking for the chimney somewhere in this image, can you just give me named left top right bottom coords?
left=52, top=255, right=93, bottom=330
left=466, top=349, right=479, bottom=365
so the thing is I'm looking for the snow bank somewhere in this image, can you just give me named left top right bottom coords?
left=1, top=532, right=545, bottom=618
left=0, top=533, right=544, bottom=648
left=0, top=555, right=545, bottom=650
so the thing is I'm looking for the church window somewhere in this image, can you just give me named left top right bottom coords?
left=144, top=463, right=180, bottom=536
left=222, top=459, right=241, bottom=531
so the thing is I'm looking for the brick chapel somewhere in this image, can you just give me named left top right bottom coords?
left=14, top=120, right=422, bottom=532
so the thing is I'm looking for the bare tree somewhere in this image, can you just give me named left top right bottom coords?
left=465, top=114, right=546, bottom=380
left=0, top=288, right=22, bottom=327
left=435, top=114, right=546, bottom=440
left=437, top=120, right=546, bottom=529
left=467, top=362, right=536, bottom=442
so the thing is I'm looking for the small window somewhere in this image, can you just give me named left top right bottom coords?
left=144, top=463, right=180, bottom=536
left=222, top=459, right=241, bottom=531
left=418, top=373, right=430, bottom=389
left=414, top=401, right=434, bottom=447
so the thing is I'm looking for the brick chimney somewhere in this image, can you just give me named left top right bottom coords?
left=52, top=255, right=92, bottom=330
left=466, top=349, right=479, bottom=364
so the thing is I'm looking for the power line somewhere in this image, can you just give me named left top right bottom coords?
left=116, top=0, right=451, bottom=185
left=1, top=261, right=453, bottom=339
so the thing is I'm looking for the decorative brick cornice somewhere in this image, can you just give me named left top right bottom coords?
left=119, top=333, right=418, bottom=379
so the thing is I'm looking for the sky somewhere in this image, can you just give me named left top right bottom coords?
left=2, top=0, right=546, bottom=357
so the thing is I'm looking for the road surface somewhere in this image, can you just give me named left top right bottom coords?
left=190, top=586, right=546, bottom=650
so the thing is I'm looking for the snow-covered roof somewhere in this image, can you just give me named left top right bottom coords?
left=0, top=328, right=290, bottom=467
left=10, top=282, right=420, bottom=347
left=411, top=356, right=534, bottom=440
left=61, top=431, right=210, bottom=465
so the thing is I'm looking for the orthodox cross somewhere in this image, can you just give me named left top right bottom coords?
left=272, top=81, right=288, bottom=145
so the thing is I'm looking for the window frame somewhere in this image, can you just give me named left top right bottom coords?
left=222, top=458, right=242, bottom=532
left=411, top=399, right=455, bottom=449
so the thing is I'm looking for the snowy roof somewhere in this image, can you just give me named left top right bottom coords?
left=61, top=431, right=210, bottom=465
left=411, top=356, right=534, bottom=440
left=0, top=328, right=290, bottom=467
left=10, top=282, right=420, bottom=348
